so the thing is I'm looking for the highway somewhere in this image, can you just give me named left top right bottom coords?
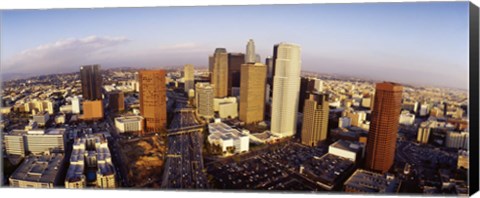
left=160, top=96, right=209, bottom=189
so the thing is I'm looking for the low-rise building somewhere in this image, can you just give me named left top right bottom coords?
left=344, top=169, right=401, bottom=193
left=328, top=139, right=364, bottom=163
left=25, top=129, right=67, bottom=155
left=114, top=116, right=144, bottom=133
left=4, top=130, right=28, bottom=156
left=82, top=100, right=104, bottom=120
left=207, top=119, right=249, bottom=155
left=9, top=153, right=65, bottom=188
left=1, top=106, right=12, bottom=114
left=65, top=134, right=116, bottom=188
left=33, top=111, right=50, bottom=126
left=59, top=105, right=73, bottom=114
left=4, top=129, right=66, bottom=156
left=301, top=153, right=355, bottom=190
left=399, top=110, right=415, bottom=125
left=446, top=131, right=468, bottom=150
left=457, top=150, right=469, bottom=169
left=55, top=114, right=66, bottom=124
left=213, top=97, right=238, bottom=119
left=338, top=116, right=351, bottom=128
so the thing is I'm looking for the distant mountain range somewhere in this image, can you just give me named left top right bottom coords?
left=1, top=73, right=34, bottom=82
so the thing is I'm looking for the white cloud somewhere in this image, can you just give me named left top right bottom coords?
left=3, top=35, right=129, bottom=74
left=3, top=37, right=218, bottom=76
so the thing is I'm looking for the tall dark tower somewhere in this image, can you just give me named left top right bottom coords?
left=80, top=65, right=103, bottom=100
left=443, top=102, right=448, bottom=117
left=227, top=53, right=245, bottom=96
left=298, top=77, right=318, bottom=113
left=365, top=82, right=403, bottom=173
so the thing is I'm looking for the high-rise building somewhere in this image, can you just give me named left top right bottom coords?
left=239, top=63, right=267, bottom=124
left=365, top=82, right=403, bottom=173
left=184, top=64, right=195, bottom=93
left=270, top=43, right=302, bottom=137
left=417, top=121, right=434, bottom=144
left=265, top=56, right=274, bottom=84
left=301, top=93, right=329, bottom=146
left=210, top=48, right=228, bottom=98
left=227, top=53, right=245, bottom=96
left=195, top=82, right=215, bottom=119
left=139, top=70, right=167, bottom=134
left=245, top=39, right=256, bottom=63
left=80, top=65, right=103, bottom=101
left=71, top=96, right=82, bottom=114
left=443, top=102, right=448, bottom=117
left=80, top=65, right=104, bottom=120
left=298, top=77, right=322, bottom=113
left=108, top=90, right=124, bottom=112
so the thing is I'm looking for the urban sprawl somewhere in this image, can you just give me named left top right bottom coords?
left=1, top=39, right=470, bottom=195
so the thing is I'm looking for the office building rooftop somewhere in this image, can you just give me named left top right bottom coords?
left=114, top=116, right=143, bottom=123
left=344, top=169, right=401, bottom=193
left=10, top=153, right=64, bottom=184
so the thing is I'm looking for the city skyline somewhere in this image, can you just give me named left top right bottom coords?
left=0, top=2, right=476, bottom=195
left=0, top=2, right=470, bottom=89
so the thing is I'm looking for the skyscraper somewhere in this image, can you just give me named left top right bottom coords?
left=301, top=92, right=329, bottom=146
left=365, top=82, right=403, bottom=173
left=80, top=65, right=104, bottom=120
left=184, top=64, right=195, bottom=93
left=239, top=63, right=267, bottom=124
left=139, top=70, right=167, bottom=134
left=210, top=48, right=228, bottom=98
left=227, top=53, right=245, bottom=96
left=195, top=82, right=215, bottom=119
left=265, top=56, right=274, bottom=83
left=299, top=77, right=322, bottom=113
left=270, top=43, right=302, bottom=137
left=245, top=39, right=256, bottom=63
left=80, top=65, right=102, bottom=101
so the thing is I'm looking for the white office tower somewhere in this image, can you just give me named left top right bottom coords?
left=184, top=64, right=195, bottom=93
left=270, top=43, right=302, bottom=137
left=195, top=83, right=215, bottom=119
left=314, top=79, right=323, bottom=92
left=72, top=96, right=82, bottom=114
left=245, top=39, right=256, bottom=63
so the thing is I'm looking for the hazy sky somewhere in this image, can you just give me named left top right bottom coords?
left=0, top=2, right=470, bottom=89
